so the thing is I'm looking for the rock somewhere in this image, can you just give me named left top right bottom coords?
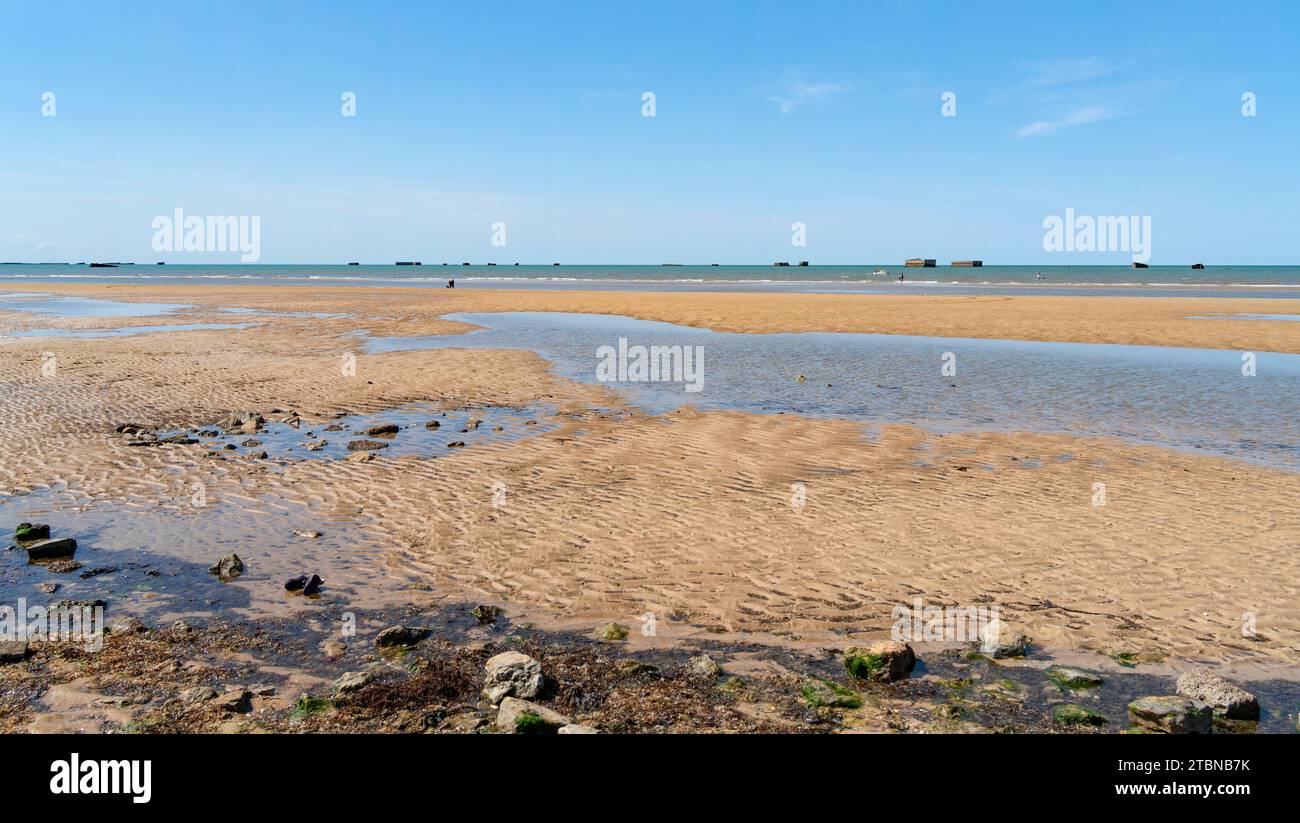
left=14, top=522, right=50, bottom=542
left=558, top=724, right=599, bottom=734
left=38, top=582, right=59, bottom=594
left=1127, top=696, right=1213, bottom=734
left=215, top=688, right=252, bottom=713
left=51, top=598, right=106, bottom=612
left=305, top=440, right=327, bottom=451
left=250, top=684, right=277, bottom=697
left=472, top=604, right=503, bottom=624
left=207, top=553, right=244, bottom=579
left=1175, top=670, right=1260, bottom=720
left=594, top=623, right=629, bottom=641
left=45, top=559, right=82, bottom=573
left=106, top=615, right=147, bottom=635
left=246, top=450, right=269, bottom=460
left=240, top=438, right=262, bottom=447
left=25, top=537, right=77, bottom=559
left=362, top=424, right=399, bottom=436
left=1046, top=666, right=1104, bottom=689
left=687, top=654, right=723, bottom=679
left=332, top=671, right=374, bottom=696
left=324, top=423, right=345, bottom=432
left=292, top=528, right=322, bottom=539
left=844, top=640, right=916, bottom=683
left=446, top=441, right=466, bottom=448
left=482, top=651, right=544, bottom=702
left=301, top=574, right=323, bottom=596
left=78, top=566, right=118, bottom=579
left=801, top=678, right=864, bottom=709
left=978, top=618, right=1028, bottom=658
left=284, top=575, right=308, bottom=591
left=375, top=625, right=429, bottom=648
left=345, top=451, right=375, bottom=463
left=346, top=439, right=388, bottom=451
left=495, top=697, right=570, bottom=734
left=0, top=640, right=30, bottom=664
left=424, top=420, right=441, bottom=429
left=438, top=711, right=488, bottom=733
left=1052, top=703, right=1108, bottom=727
left=179, top=686, right=217, bottom=705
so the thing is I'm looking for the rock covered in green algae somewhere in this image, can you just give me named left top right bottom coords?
left=844, top=640, right=916, bottom=683
left=802, top=678, right=864, bottom=709
left=594, top=622, right=629, bottom=641
left=1052, top=703, right=1108, bottom=726
left=1127, top=696, right=1212, bottom=734
left=1046, top=666, right=1104, bottom=690
left=15, top=522, right=50, bottom=542
left=495, top=697, right=570, bottom=734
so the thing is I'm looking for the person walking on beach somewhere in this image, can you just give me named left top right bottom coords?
left=447, top=279, right=455, bottom=288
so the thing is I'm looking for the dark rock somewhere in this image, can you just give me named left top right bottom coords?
left=38, top=582, right=59, bottom=594
left=446, top=441, right=466, bottom=448
left=207, top=553, right=244, bottom=579
left=362, top=424, right=399, bottom=437
left=46, top=559, right=82, bottom=573
left=424, top=420, right=441, bottom=429
left=78, top=566, right=118, bottom=579
left=0, top=640, right=29, bottom=663
left=472, top=604, right=503, bottom=624
left=346, top=439, right=388, bottom=451
left=375, top=625, right=429, bottom=648
left=25, top=538, right=77, bottom=559
left=15, top=522, right=50, bottom=542
left=215, top=688, right=252, bottom=713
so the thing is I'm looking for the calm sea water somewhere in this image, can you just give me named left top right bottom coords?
left=363, top=312, right=1300, bottom=472
left=4, top=263, right=1300, bottom=298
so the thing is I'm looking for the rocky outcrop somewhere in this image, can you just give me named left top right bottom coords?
left=482, top=651, right=544, bottom=702
left=495, top=697, right=570, bottom=733
left=844, top=640, right=916, bottom=682
left=978, top=618, right=1028, bottom=658
left=1175, top=670, right=1259, bottom=720
left=207, top=553, right=244, bottom=579
left=24, top=538, right=77, bottom=559
left=1127, top=696, right=1212, bottom=734
left=375, top=625, right=429, bottom=648
left=333, top=671, right=375, bottom=696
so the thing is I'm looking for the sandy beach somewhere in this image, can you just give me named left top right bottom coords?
left=3, top=283, right=1298, bottom=685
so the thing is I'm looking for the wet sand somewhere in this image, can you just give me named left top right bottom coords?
left=2, top=283, right=1299, bottom=733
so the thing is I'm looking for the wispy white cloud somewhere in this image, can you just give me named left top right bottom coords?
left=768, top=79, right=849, bottom=114
left=1014, top=106, right=1116, bottom=138
left=1020, top=57, right=1131, bottom=89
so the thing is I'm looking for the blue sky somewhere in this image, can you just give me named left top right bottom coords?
left=2, top=0, right=1297, bottom=264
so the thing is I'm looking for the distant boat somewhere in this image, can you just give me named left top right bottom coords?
left=89, top=262, right=118, bottom=268
left=395, top=261, right=421, bottom=266
left=872, top=268, right=888, bottom=276
left=347, top=262, right=360, bottom=266
left=1131, top=262, right=1149, bottom=269
left=1191, top=263, right=1205, bottom=269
